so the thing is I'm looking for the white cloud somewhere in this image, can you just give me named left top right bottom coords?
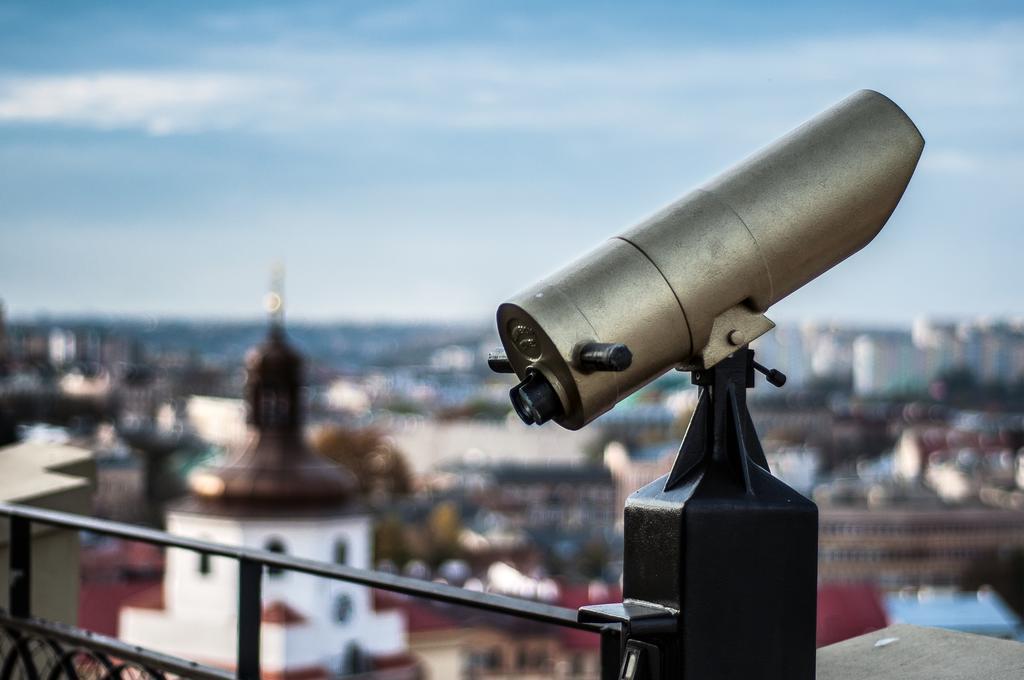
left=0, top=21, right=1020, bottom=150
left=0, top=73, right=278, bottom=135
left=921, top=150, right=981, bottom=175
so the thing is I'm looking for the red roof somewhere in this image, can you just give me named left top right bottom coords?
left=79, top=580, right=162, bottom=637
left=372, top=652, right=419, bottom=670
left=262, top=601, right=308, bottom=625
left=123, top=583, right=165, bottom=610
left=816, top=583, right=887, bottom=647
left=375, top=591, right=459, bottom=633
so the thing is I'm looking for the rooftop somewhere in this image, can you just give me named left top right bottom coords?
left=818, top=624, right=1024, bottom=679
left=0, top=441, right=93, bottom=509
left=885, top=590, right=1023, bottom=640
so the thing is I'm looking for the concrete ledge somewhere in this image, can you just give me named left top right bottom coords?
left=818, top=624, right=1024, bottom=679
left=0, top=442, right=95, bottom=624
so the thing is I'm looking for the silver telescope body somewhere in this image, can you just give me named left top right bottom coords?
left=497, top=89, right=924, bottom=430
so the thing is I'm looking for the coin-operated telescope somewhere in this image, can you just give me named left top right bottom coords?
left=491, top=89, right=924, bottom=431
left=490, top=90, right=924, bottom=680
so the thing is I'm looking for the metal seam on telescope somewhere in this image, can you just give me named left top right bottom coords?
left=555, top=280, right=626, bottom=403
left=612, top=235, right=696, bottom=362
left=694, top=188, right=776, bottom=305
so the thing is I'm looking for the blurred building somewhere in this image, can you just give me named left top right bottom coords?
left=120, top=316, right=411, bottom=677
left=852, top=332, right=926, bottom=396
left=894, top=424, right=1022, bottom=503
left=764, top=445, right=820, bottom=496
left=184, top=395, right=247, bottom=448
left=959, top=321, right=1024, bottom=386
left=816, top=482, right=1024, bottom=589
left=387, top=418, right=599, bottom=476
left=91, top=449, right=146, bottom=525
left=912, top=319, right=962, bottom=381
left=805, top=324, right=857, bottom=383
left=602, top=441, right=675, bottom=530
left=885, top=589, right=1023, bottom=640
left=596, top=403, right=679, bottom=448
left=48, top=327, right=76, bottom=367
left=430, top=463, right=615, bottom=536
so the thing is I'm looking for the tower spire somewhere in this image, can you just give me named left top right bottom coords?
left=264, top=263, right=285, bottom=331
left=187, top=273, right=358, bottom=509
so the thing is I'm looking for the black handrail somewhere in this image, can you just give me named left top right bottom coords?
left=0, top=502, right=592, bottom=630
left=0, top=502, right=619, bottom=680
left=0, top=610, right=234, bottom=680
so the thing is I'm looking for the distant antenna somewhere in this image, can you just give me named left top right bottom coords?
left=264, top=263, right=285, bottom=329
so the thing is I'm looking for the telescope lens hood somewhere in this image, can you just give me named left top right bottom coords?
left=510, top=369, right=563, bottom=425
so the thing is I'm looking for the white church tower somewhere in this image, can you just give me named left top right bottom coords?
left=121, top=287, right=408, bottom=678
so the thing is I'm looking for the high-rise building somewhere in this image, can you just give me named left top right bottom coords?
left=48, top=327, right=76, bottom=367
left=852, top=332, right=925, bottom=396
left=912, top=318, right=962, bottom=382
left=804, top=323, right=856, bottom=382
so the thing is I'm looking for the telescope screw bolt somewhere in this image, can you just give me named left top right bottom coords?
left=727, top=329, right=746, bottom=346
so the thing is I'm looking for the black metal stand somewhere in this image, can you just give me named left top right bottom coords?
left=581, top=349, right=818, bottom=680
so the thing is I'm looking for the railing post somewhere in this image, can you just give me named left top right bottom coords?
left=8, top=516, right=30, bottom=618
left=600, top=623, right=622, bottom=680
left=236, top=558, right=261, bottom=680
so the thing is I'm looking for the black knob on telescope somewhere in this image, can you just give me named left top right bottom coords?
left=510, top=370, right=563, bottom=425
left=578, top=343, right=633, bottom=372
left=752, top=360, right=787, bottom=387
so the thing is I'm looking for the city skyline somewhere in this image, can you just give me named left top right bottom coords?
left=7, top=303, right=1024, bottom=329
left=2, top=1, right=1023, bottom=322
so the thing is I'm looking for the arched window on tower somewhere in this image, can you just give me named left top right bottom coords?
left=333, top=593, right=353, bottom=623
left=265, top=537, right=287, bottom=577
left=333, top=538, right=348, bottom=566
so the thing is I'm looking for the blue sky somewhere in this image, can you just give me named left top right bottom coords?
left=1, top=1, right=1022, bottom=323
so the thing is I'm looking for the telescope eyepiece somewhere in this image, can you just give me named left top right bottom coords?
left=510, top=369, right=563, bottom=425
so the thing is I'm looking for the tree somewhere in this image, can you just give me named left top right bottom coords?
left=311, top=425, right=412, bottom=500
left=374, top=513, right=412, bottom=566
left=426, top=501, right=464, bottom=565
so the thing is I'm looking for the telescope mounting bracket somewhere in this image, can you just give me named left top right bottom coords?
left=579, top=347, right=816, bottom=680
left=681, top=304, right=775, bottom=370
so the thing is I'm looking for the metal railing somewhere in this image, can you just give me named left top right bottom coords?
left=0, top=502, right=620, bottom=680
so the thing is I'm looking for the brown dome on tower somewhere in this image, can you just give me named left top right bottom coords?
left=189, top=314, right=357, bottom=510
